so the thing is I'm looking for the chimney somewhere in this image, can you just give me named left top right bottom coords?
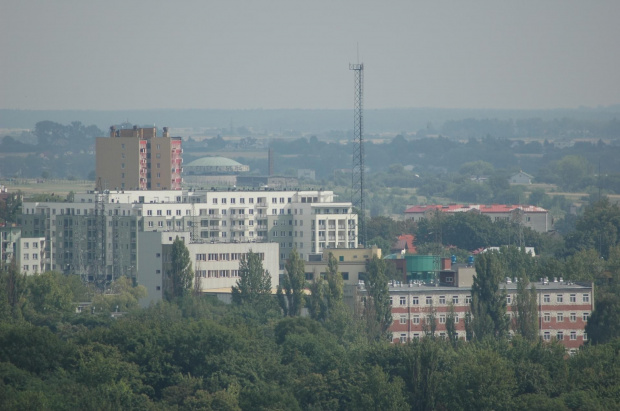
left=109, top=126, right=116, bottom=137
left=163, top=127, right=169, bottom=138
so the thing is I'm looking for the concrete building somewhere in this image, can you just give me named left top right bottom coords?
left=137, top=231, right=279, bottom=306
left=1, top=225, right=21, bottom=266
left=305, top=246, right=381, bottom=285
left=95, top=125, right=182, bottom=191
left=20, top=188, right=357, bottom=279
left=16, top=237, right=46, bottom=275
left=404, top=204, right=550, bottom=233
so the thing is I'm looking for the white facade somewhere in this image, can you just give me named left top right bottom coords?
left=21, top=189, right=357, bottom=276
left=137, top=231, right=279, bottom=307
left=17, top=237, right=45, bottom=275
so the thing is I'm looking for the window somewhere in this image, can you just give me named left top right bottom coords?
left=399, top=315, right=407, bottom=324
left=439, top=296, right=446, bottom=305
left=570, top=313, right=576, bottom=322
left=544, top=332, right=550, bottom=341
left=543, top=295, right=550, bottom=303
left=465, top=296, right=472, bottom=304
left=157, top=210, right=162, bottom=216
left=413, top=315, right=420, bottom=324
left=544, top=313, right=550, bottom=322
left=439, top=315, right=446, bottom=324
left=454, top=315, right=459, bottom=323
left=507, top=294, right=512, bottom=304
left=389, top=297, right=393, bottom=306
left=583, top=333, right=588, bottom=341
left=400, top=296, right=406, bottom=305
left=412, top=296, right=419, bottom=305
left=557, top=331, right=564, bottom=341
left=570, top=294, right=576, bottom=303
left=452, top=296, right=459, bottom=304
left=583, top=312, right=589, bottom=322
left=399, top=334, right=407, bottom=343
left=557, top=313, right=564, bottom=322
left=556, top=294, right=563, bottom=303
left=570, top=331, right=577, bottom=340
left=426, top=296, right=432, bottom=305
left=583, top=294, right=590, bottom=303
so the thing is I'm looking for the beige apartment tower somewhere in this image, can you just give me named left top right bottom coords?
left=96, top=125, right=182, bottom=191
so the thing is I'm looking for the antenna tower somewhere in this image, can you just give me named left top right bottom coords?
left=350, top=62, right=366, bottom=246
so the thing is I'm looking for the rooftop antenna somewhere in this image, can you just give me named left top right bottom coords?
left=350, top=52, right=366, bottom=247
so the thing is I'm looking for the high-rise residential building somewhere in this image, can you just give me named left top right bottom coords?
left=95, top=125, right=182, bottom=191
left=20, top=188, right=358, bottom=281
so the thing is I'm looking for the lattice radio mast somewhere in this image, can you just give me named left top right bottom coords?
left=350, top=62, right=366, bottom=246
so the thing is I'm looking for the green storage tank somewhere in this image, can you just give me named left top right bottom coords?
left=405, top=255, right=441, bottom=282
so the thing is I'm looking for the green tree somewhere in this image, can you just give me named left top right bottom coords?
left=445, top=303, right=458, bottom=346
left=0, top=192, right=21, bottom=225
left=277, top=248, right=306, bottom=317
left=92, top=276, right=147, bottom=313
left=363, top=256, right=392, bottom=341
left=584, top=292, right=620, bottom=344
left=307, top=253, right=345, bottom=322
left=565, top=198, right=620, bottom=259
left=27, top=271, right=74, bottom=314
left=166, top=237, right=193, bottom=300
left=471, top=252, right=509, bottom=340
left=0, top=260, right=27, bottom=321
left=232, top=251, right=273, bottom=306
left=513, top=270, right=539, bottom=341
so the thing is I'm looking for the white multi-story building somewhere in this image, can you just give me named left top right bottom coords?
left=16, top=237, right=46, bottom=275
left=20, top=189, right=357, bottom=279
left=137, top=231, right=279, bottom=306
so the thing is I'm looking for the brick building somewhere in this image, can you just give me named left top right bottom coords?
left=378, top=264, right=593, bottom=352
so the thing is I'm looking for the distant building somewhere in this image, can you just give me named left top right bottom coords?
left=20, top=188, right=357, bottom=277
left=358, top=261, right=594, bottom=352
left=404, top=204, right=550, bottom=233
left=184, top=156, right=249, bottom=175
left=95, top=125, right=182, bottom=191
left=510, top=171, right=534, bottom=185
left=297, top=169, right=316, bottom=180
left=137, top=231, right=279, bottom=306
left=236, top=175, right=299, bottom=189
left=183, top=156, right=250, bottom=187
left=16, top=237, right=46, bottom=275
left=1, top=225, right=21, bottom=266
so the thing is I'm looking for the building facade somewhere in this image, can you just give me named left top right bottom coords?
left=20, top=188, right=357, bottom=279
left=96, top=126, right=182, bottom=191
left=381, top=266, right=593, bottom=352
left=137, top=231, right=279, bottom=306
left=404, top=204, right=550, bottom=233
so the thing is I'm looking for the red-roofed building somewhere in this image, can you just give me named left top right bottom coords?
left=404, top=204, right=550, bottom=233
left=391, top=234, right=416, bottom=255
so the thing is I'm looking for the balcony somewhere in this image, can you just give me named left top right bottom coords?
left=256, top=202, right=269, bottom=208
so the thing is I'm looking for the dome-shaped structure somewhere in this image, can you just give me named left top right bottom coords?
left=184, top=156, right=249, bottom=175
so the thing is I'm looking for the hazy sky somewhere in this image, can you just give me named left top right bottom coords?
left=1, top=0, right=619, bottom=111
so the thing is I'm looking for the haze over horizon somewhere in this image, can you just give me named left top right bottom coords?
left=2, top=0, right=619, bottom=112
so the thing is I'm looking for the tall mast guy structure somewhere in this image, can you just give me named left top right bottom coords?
left=350, top=62, right=366, bottom=246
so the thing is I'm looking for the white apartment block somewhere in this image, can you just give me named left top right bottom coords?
left=20, top=189, right=357, bottom=279
left=17, top=237, right=46, bottom=275
left=138, top=231, right=279, bottom=306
